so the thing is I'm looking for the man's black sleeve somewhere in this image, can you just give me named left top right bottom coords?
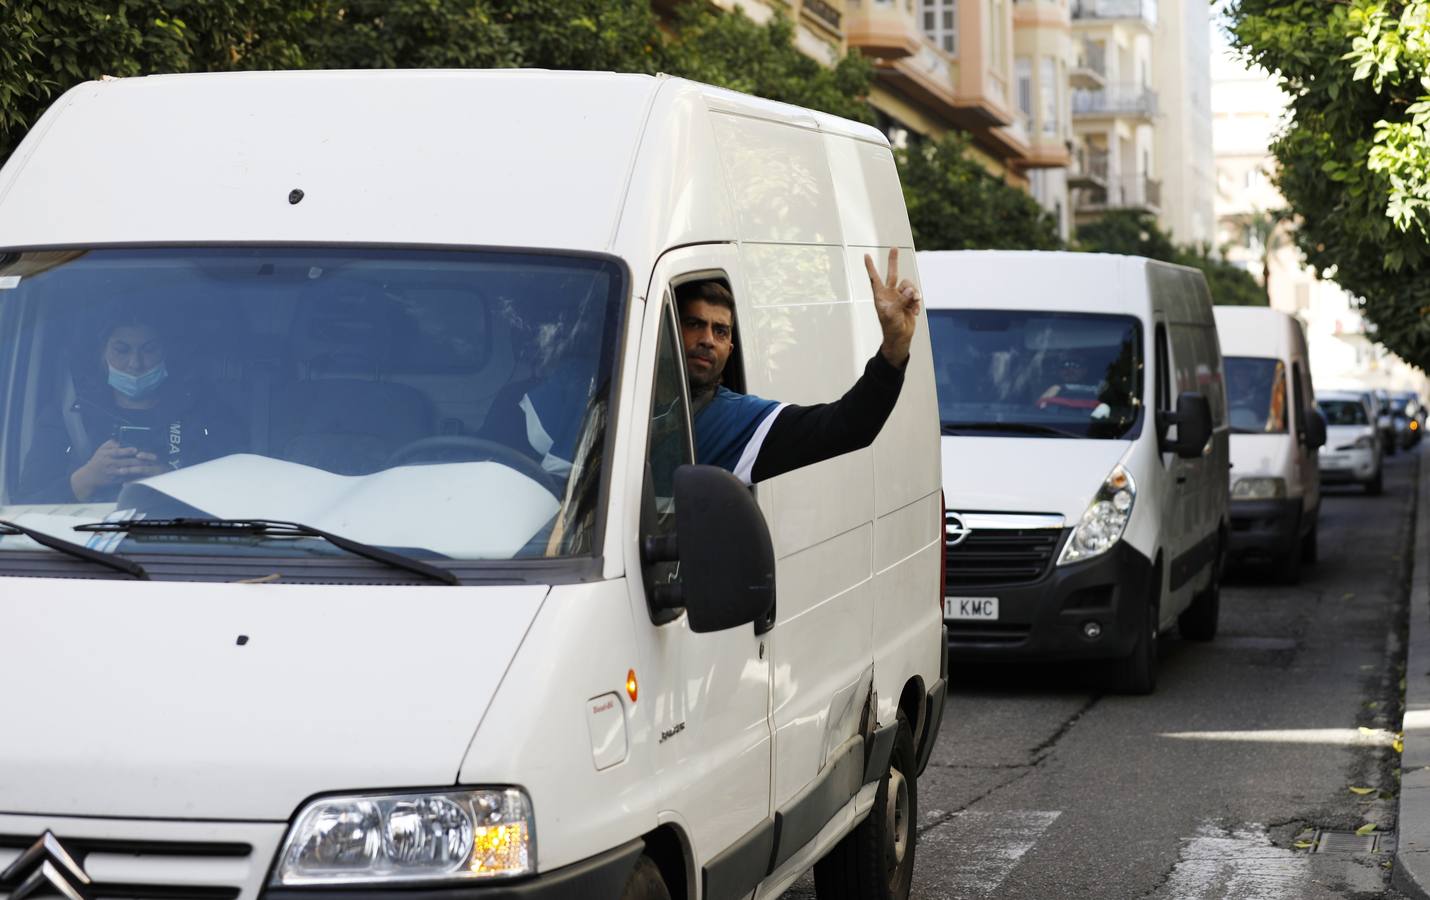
left=749, top=352, right=906, bottom=484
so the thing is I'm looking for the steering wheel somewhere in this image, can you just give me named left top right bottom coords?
left=383, top=436, right=561, bottom=493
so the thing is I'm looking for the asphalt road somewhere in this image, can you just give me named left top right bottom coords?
left=787, top=447, right=1420, bottom=900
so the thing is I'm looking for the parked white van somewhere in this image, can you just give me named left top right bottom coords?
left=1213, top=306, right=1326, bottom=582
left=0, top=72, right=946, bottom=900
left=920, top=250, right=1229, bottom=693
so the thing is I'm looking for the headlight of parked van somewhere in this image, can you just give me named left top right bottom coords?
left=1231, top=477, right=1286, bottom=501
left=1354, top=435, right=1377, bottom=449
left=271, top=789, right=534, bottom=885
left=1058, top=464, right=1135, bottom=566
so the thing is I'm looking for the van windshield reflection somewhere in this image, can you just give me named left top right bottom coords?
left=0, top=247, right=624, bottom=564
left=929, top=309, right=1143, bottom=440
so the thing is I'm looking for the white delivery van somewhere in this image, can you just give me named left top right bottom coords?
left=1213, top=306, right=1326, bottom=582
left=920, top=250, right=1229, bottom=694
left=0, top=72, right=946, bottom=900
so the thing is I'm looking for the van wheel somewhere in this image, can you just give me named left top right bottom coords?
left=1366, top=466, right=1384, bottom=496
left=618, top=856, right=671, bottom=900
left=1179, top=566, right=1220, bottom=643
left=1111, top=575, right=1159, bottom=694
left=814, top=716, right=917, bottom=900
left=1301, top=523, right=1319, bottom=565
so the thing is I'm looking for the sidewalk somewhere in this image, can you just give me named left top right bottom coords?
left=1395, top=447, right=1430, bottom=896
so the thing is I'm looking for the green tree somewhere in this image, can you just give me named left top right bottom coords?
left=1075, top=211, right=1266, bottom=306
left=897, top=132, right=1063, bottom=251
left=1228, top=0, right=1430, bottom=366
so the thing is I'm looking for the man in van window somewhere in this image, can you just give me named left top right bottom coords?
left=678, top=249, right=921, bottom=485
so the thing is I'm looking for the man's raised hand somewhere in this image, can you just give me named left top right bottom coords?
left=864, top=247, right=922, bottom=368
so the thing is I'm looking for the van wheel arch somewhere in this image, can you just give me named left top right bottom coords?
left=898, top=677, right=926, bottom=751
left=640, top=824, right=691, bottom=900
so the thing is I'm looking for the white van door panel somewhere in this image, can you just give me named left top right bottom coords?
left=623, top=246, right=773, bottom=877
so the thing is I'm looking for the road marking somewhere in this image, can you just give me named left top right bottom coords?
left=1154, top=822, right=1308, bottom=900
left=1159, top=727, right=1398, bottom=747
left=916, top=810, right=1061, bottom=898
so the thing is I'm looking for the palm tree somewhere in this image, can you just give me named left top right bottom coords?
left=1236, top=206, right=1294, bottom=304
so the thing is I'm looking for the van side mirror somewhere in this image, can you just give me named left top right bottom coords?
left=1157, top=391, right=1213, bottom=459
left=641, top=464, right=776, bottom=634
left=1303, top=408, right=1327, bottom=449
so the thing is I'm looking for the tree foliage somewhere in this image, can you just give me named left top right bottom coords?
left=1075, top=211, right=1267, bottom=307
left=1228, top=0, right=1430, bottom=366
left=897, top=133, right=1063, bottom=251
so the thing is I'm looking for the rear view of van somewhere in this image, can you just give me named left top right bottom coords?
left=922, top=250, right=1229, bottom=693
left=1214, top=306, right=1326, bottom=582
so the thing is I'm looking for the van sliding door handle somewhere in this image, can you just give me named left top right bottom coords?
left=1176, top=475, right=1188, bottom=484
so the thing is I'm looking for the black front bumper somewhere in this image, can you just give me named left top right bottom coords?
left=1228, top=497, right=1300, bottom=562
left=945, top=540, right=1153, bottom=662
left=263, top=840, right=643, bottom=900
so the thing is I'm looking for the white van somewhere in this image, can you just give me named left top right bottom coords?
left=1213, top=306, right=1326, bottom=581
left=920, top=250, right=1229, bottom=693
left=0, top=72, right=946, bottom=900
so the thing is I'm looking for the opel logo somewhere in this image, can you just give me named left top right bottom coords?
left=945, top=513, right=973, bottom=548
left=0, top=832, right=93, bottom=900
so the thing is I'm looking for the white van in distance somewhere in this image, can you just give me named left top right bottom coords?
left=1213, top=305, right=1326, bottom=581
left=920, top=250, right=1229, bottom=693
left=0, top=72, right=946, bottom=900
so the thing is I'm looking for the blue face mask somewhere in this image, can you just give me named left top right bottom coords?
left=108, top=362, right=168, bottom=399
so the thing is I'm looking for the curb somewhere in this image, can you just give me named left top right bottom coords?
left=1395, top=446, right=1430, bottom=898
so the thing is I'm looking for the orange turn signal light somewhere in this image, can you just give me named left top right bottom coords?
left=626, top=669, right=639, bottom=703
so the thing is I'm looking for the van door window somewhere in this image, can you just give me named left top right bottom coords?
left=1291, top=361, right=1309, bottom=443
left=645, top=298, right=695, bottom=536
left=1154, top=323, right=1171, bottom=413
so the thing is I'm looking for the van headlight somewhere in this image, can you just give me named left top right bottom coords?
left=1231, top=477, right=1286, bottom=500
left=1354, top=435, right=1377, bottom=449
left=1058, top=464, right=1135, bottom=566
left=271, top=789, right=534, bottom=885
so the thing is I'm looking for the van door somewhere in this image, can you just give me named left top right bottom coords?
left=1291, top=360, right=1319, bottom=524
left=631, top=246, right=773, bottom=891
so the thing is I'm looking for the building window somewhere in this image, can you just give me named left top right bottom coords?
left=922, top=0, right=958, bottom=54
left=1040, top=56, right=1057, bottom=135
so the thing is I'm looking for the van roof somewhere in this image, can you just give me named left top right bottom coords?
left=1213, top=305, right=1302, bottom=358
left=0, top=70, right=888, bottom=253
left=916, top=250, right=1175, bottom=318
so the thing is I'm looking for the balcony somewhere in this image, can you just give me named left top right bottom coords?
left=1073, top=174, right=1162, bottom=214
left=1071, top=0, right=1157, bottom=27
left=845, top=3, right=925, bottom=59
left=801, top=0, right=843, bottom=34
left=1068, top=147, right=1109, bottom=188
left=1070, top=41, right=1107, bottom=90
left=1072, top=84, right=1158, bottom=119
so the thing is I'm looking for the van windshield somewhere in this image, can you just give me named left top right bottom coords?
left=0, top=247, right=624, bottom=566
left=1224, top=356, right=1288, bottom=434
left=1318, top=399, right=1369, bottom=426
left=928, top=310, right=1143, bottom=440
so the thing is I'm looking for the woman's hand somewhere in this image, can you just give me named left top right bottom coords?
left=70, top=439, right=167, bottom=501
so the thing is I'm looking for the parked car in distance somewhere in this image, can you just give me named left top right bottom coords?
left=1316, top=390, right=1384, bottom=494
left=1390, top=390, right=1423, bottom=449
left=1214, top=306, right=1326, bottom=582
left=1374, top=388, right=1398, bottom=455
left=921, top=250, right=1229, bottom=695
left=0, top=71, right=947, bottom=900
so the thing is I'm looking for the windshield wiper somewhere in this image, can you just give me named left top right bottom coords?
left=0, top=519, right=148, bottom=579
left=941, top=422, right=1088, bottom=439
left=73, top=518, right=459, bottom=586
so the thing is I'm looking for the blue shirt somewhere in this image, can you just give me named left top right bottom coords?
left=693, top=386, right=781, bottom=479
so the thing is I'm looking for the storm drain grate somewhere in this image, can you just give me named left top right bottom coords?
left=1309, top=829, right=1396, bottom=854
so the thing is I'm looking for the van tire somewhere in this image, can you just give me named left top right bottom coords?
left=1179, top=574, right=1219, bottom=643
left=619, top=856, right=671, bottom=900
left=1366, top=466, right=1384, bottom=496
left=1301, top=523, right=1318, bottom=565
left=814, top=716, right=918, bottom=900
left=1110, top=571, right=1159, bottom=694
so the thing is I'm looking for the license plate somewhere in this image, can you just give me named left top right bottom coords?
left=945, top=596, right=999, bottom=620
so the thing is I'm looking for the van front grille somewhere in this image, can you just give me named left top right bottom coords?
left=946, top=524, right=1063, bottom=588
left=0, top=815, right=283, bottom=900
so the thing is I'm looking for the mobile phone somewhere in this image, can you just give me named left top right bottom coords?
left=116, top=425, right=153, bottom=449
